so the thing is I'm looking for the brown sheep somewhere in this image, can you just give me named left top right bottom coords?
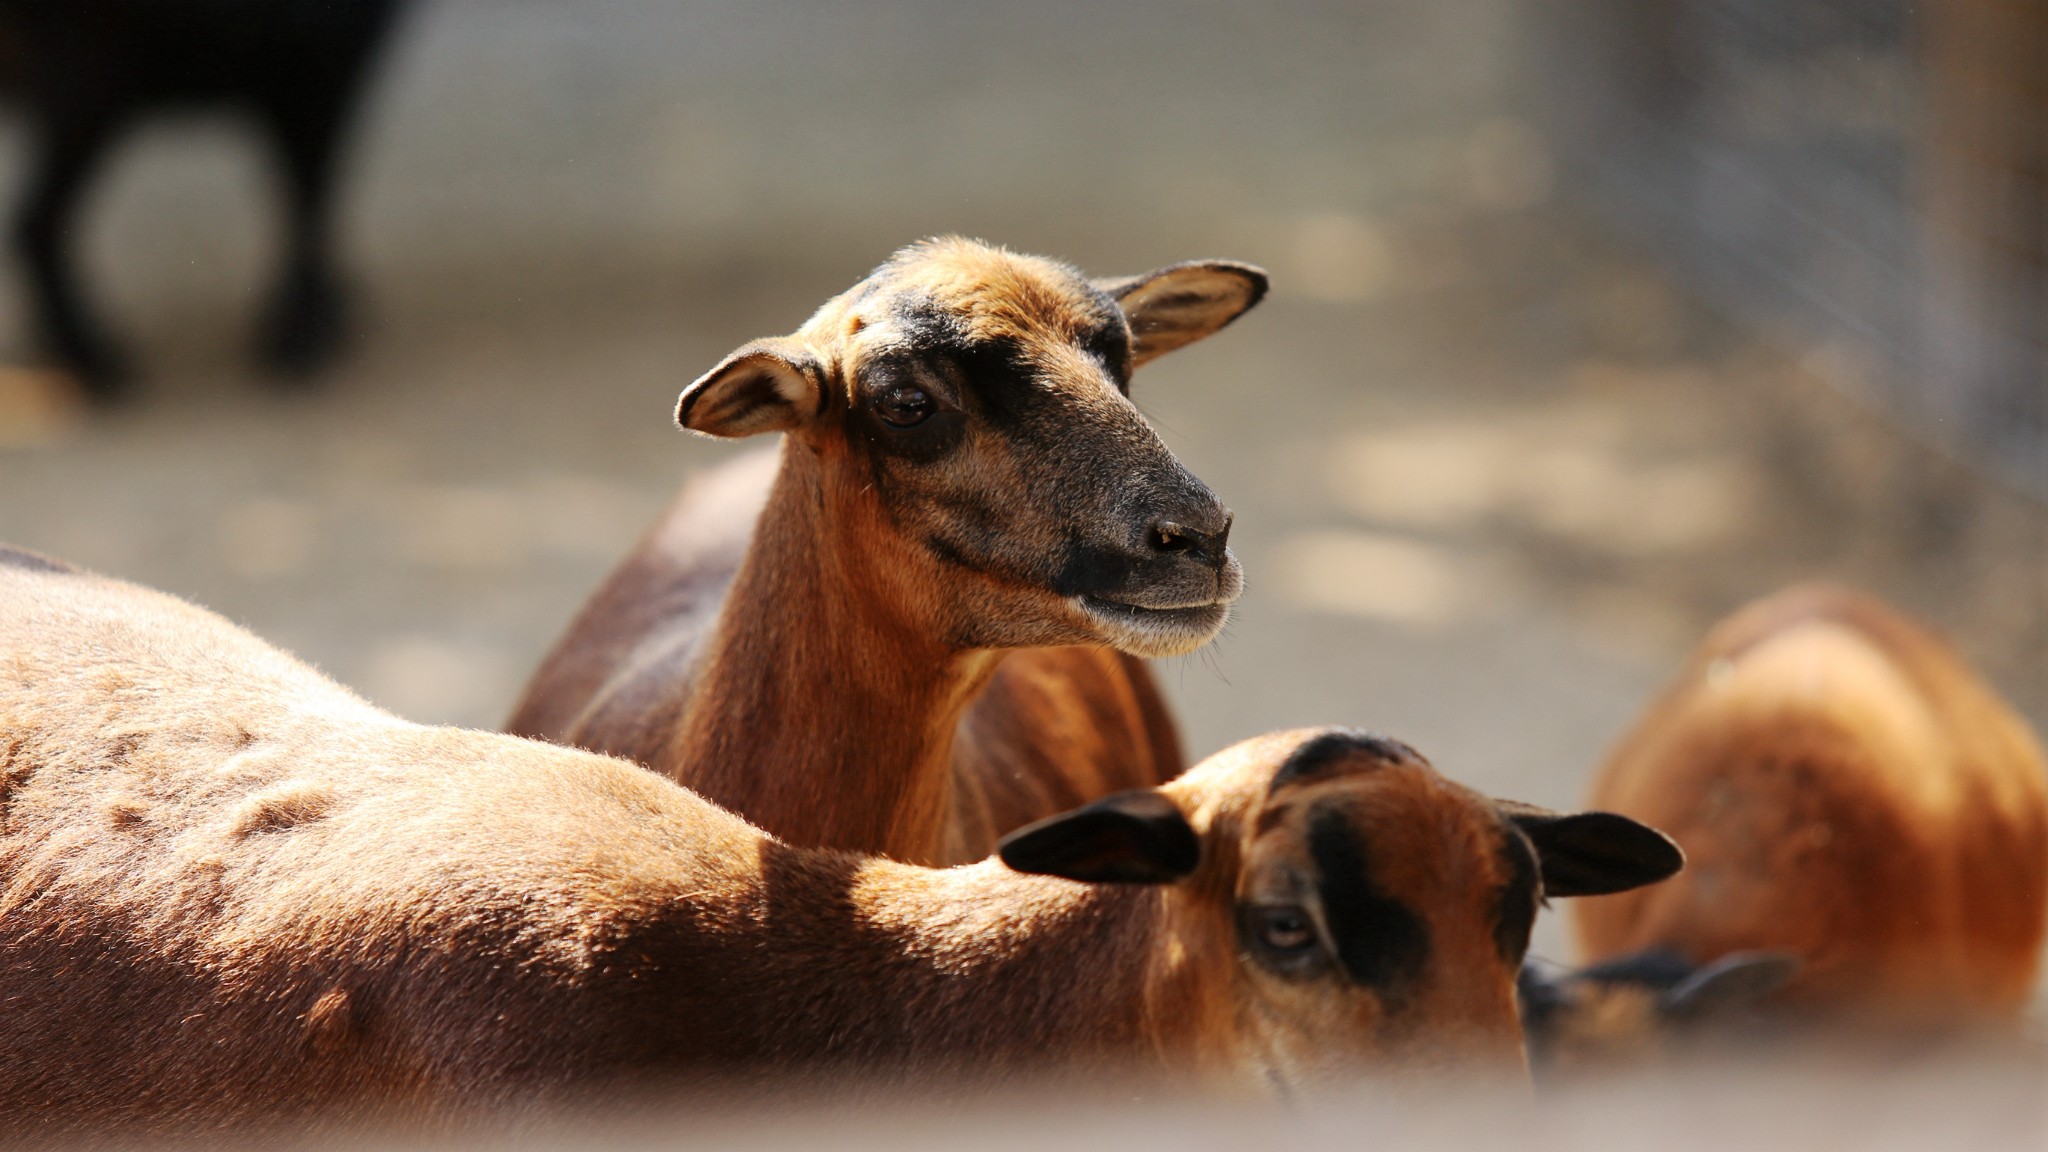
left=0, top=547, right=1679, bottom=1136
left=508, top=237, right=1267, bottom=865
left=1567, top=584, right=2048, bottom=1037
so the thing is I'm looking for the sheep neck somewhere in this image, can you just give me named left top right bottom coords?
left=671, top=443, right=997, bottom=864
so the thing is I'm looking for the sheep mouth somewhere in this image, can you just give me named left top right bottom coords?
left=1081, top=593, right=1229, bottom=619
left=1077, top=595, right=1231, bottom=656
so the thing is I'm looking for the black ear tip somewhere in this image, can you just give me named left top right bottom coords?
left=1512, top=808, right=1686, bottom=897
left=1582, top=811, right=1685, bottom=883
left=1230, top=262, right=1271, bottom=303
left=1632, top=822, right=1685, bottom=882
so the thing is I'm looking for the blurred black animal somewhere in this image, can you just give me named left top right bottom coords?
left=0, top=0, right=407, bottom=398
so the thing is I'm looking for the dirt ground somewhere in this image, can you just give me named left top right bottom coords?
left=2, top=0, right=2045, bottom=1033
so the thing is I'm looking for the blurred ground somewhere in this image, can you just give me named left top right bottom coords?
left=483, top=1047, right=2048, bottom=1152
left=0, top=0, right=2044, bottom=1000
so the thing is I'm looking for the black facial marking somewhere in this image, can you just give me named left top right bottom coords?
left=855, top=353, right=966, bottom=464
left=948, top=336, right=1041, bottom=435
left=1238, top=904, right=1331, bottom=979
left=860, top=405, right=964, bottom=465
left=1494, top=828, right=1541, bottom=962
left=1270, top=730, right=1421, bottom=792
left=1308, top=807, right=1430, bottom=1004
left=1050, top=539, right=1139, bottom=600
left=919, top=489, right=1012, bottom=574
left=0, top=545, right=75, bottom=575
left=922, top=531, right=976, bottom=575
left=886, top=291, right=971, bottom=349
left=1078, top=292, right=1134, bottom=387
left=879, top=286, right=1130, bottom=452
left=876, top=299, right=1050, bottom=443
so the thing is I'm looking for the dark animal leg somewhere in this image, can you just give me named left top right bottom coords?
left=12, top=103, right=132, bottom=398
left=254, top=94, right=363, bottom=381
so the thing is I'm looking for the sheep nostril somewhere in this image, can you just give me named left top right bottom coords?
left=1151, top=522, right=1196, bottom=554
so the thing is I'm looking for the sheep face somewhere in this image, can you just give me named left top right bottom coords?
left=1000, top=728, right=1686, bottom=1090
left=673, top=237, right=1265, bottom=658
left=1517, top=950, right=1800, bottom=1074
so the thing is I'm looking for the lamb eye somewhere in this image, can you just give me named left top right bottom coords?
left=874, top=384, right=934, bottom=428
left=1254, top=907, right=1316, bottom=954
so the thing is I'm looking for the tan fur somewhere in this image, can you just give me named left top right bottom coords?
left=1528, top=981, right=1666, bottom=1072
left=1571, top=585, right=2048, bottom=1023
left=0, top=556, right=1588, bottom=1136
left=509, top=239, right=1263, bottom=864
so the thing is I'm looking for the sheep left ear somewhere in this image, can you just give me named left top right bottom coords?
left=998, top=789, right=1200, bottom=884
left=675, top=336, right=823, bottom=438
left=1498, top=802, right=1684, bottom=897
left=1094, top=260, right=1268, bottom=368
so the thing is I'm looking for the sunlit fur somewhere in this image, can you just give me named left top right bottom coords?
left=0, top=554, right=1599, bottom=1136
left=1571, top=584, right=2048, bottom=1026
left=508, top=238, right=1264, bottom=864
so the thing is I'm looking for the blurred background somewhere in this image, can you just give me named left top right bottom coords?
left=0, top=0, right=2043, bottom=1054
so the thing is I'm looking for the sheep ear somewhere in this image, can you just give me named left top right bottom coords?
left=998, top=789, right=1199, bottom=884
left=1660, top=952, right=1800, bottom=1022
left=1498, top=802, right=1684, bottom=897
left=1094, top=261, right=1268, bottom=368
left=1517, top=957, right=1572, bottom=1018
left=675, top=337, right=823, bottom=438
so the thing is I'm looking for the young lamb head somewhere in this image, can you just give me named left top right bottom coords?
left=674, top=237, right=1265, bottom=658
left=1000, top=728, right=1686, bottom=1085
left=1517, top=950, right=1801, bottom=1074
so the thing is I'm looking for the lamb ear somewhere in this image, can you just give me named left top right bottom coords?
left=1094, top=260, right=1268, bottom=368
left=998, top=789, right=1200, bottom=884
left=1660, top=952, right=1800, bottom=1021
left=1498, top=801, right=1684, bottom=897
left=675, top=337, right=823, bottom=438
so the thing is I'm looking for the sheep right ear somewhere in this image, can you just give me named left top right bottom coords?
left=675, top=337, right=823, bottom=438
left=1500, top=803, right=1685, bottom=897
left=998, top=789, right=1200, bottom=884
left=1094, top=261, right=1269, bottom=368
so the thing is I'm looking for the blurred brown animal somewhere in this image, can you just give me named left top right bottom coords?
left=1570, top=585, right=2048, bottom=1030
left=509, top=238, right=1267, bottom=864
left=0, top=547, right=1680, bottom=1135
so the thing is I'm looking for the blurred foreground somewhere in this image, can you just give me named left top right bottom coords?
left=596, top=1056, right=2048, bottom=1152
left=167, top=1045, right=2048, bottom=1150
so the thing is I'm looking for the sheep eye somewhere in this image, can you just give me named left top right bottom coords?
left=1252, top=906, right=1317, bottom=954
left=874, top=384, right=934, bottom=428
